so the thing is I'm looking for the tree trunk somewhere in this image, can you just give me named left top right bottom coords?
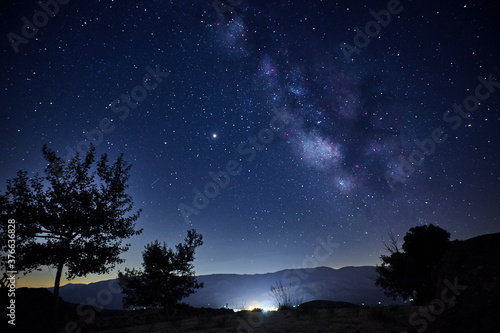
left=54, top=261, right=64, bottom=300
left=52, top=261, right=64, bottom=332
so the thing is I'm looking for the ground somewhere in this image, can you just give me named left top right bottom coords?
left=88, top=306, right=419, bottom=333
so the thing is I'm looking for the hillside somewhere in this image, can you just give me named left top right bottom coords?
left=51, top=266, right=403, bottom=310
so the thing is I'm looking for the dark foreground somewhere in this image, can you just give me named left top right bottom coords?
left=0, top=292, right=471, bottom=333
left=5, top=289, right=499, bottom=333
left=92, top=305, right=417, bottom=333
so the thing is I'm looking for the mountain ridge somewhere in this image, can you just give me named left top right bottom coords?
left=49, top=265, right=403, bottom=310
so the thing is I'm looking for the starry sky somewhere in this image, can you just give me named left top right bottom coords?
left=1, top=0, right=499, bottom=288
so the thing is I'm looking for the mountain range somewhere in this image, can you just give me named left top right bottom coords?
left=50, top=266, right=403, bottom=310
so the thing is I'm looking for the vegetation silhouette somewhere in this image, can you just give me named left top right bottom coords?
left=0, top=144, right=142, bottom=330
left=375, top=224, right=455, bottom=305
left=119, top=229, right=204, bottom=317
left=269, top=280, right=303, bottom=310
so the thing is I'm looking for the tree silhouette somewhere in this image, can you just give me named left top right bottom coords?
left=119, top=229, right=204, bottom=315
left=375, top=224, right=454, bottom=304
left=0, top=144, right=142, bottom=302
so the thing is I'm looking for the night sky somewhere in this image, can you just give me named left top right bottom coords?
left=1, top=0, right=499, bottom=288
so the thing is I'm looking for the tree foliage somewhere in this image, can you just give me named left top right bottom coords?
left=0, top=144, right=142, bottom=298
left=375, top=224, right=454, bottom=304
left=118, top=229, right=204, bottom=314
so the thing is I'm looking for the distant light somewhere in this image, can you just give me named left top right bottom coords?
left=212, top=133, right=217, bottom=139
left=235, top=304, right=277, bottom=312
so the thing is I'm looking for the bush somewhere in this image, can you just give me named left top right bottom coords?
left=269, top=281, right=303, bottom=310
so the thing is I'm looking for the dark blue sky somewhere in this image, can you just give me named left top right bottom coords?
left=1, top=0, right=499, bottom=287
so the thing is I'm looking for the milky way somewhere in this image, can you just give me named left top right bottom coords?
left=210, top=8, right=406, bottom=196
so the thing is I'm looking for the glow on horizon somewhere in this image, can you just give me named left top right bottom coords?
left=16, top=261, right=378, bottom=288
left=15, top=269, right=118, bottom=288
left=234, top=306, right=278, bottom=312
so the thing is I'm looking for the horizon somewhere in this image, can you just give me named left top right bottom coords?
left=16, top=229, right=496, bottom=289
left=19, top=264, right=373, bottom=289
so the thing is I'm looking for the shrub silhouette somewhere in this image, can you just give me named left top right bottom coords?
left=269, top=281, right=303, bottom=310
